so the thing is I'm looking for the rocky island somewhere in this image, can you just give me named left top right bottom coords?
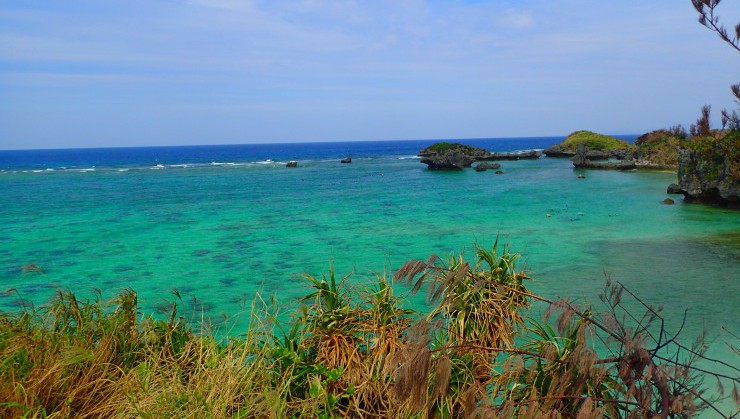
left=418, top=142, right=540, bottom=170
left=417, top=131, right=738, bottom=208
left=418, top=142, right=489, bottom=169
left=556, top=127, right=739, bottom=207
left=543, top=131, right=632, bottom=159
left=674, top=131, right=739, bottom=207
left=546, top=129, right=685, bottom=172
left=571, top=144, right=636, bottom=170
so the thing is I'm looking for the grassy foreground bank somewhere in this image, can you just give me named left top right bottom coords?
left=1, top=243, right=737, bottom=418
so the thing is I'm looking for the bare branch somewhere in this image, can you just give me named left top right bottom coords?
left=692, top=0, right=740, bottom=53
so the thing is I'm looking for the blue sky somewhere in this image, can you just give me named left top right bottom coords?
left=1, top=0, right=738, bottom=150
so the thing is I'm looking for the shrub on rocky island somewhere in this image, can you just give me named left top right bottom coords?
left=544, top=131, right=632, bottom=158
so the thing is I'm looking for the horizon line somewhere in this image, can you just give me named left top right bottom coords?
left=1, top=133, right=639, bottom=153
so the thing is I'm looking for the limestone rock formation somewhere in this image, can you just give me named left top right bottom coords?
left=676, top=147, right=739, bottom=207
left=418, top=143, right=491, bottom=170
left=667, top=183, right=682, bottom=194
left=418, top=142, right=542, bottom=170
left=481, top=150, right=542, bottom=160
left=473, top=162, right=502, bottom=172
left=572, top=144, right=636, bottom=170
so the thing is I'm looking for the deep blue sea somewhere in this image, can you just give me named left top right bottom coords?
left=0, top=137, right=575, bottom=171
left=0, top=136, right=738, bottom=410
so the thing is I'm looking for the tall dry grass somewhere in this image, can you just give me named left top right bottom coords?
left=1, top=244, right=737, bottom=418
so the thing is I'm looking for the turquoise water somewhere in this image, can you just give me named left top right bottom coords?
left=2, top=153, right=737, bottom=325
left=1, top=145, right=738, bottom=405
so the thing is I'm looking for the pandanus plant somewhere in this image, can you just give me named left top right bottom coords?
left=301, top=267, right=364, bottom=389
left=393, top=239, right=533, bottom=415
left=396, top=240, right=531, bottom=372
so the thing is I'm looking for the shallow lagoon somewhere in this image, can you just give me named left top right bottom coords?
left=1, top=143, right=738, bottom=385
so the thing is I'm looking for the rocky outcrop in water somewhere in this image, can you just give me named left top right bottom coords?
left=341, top=157, right=352, bottom=164
left=418, top=142, right=541, bottom=170
left=286, top=161, right=298, bottom=167
left=542, top=129, right=685, bottom=173
left=481, top=150, right=542, bottom=160
left=667, top=183, right=681, bottom=194
left=473, top=162, right=501, bottom=172
left=675, top=147, right=739, bottom=207
left=420, top=151, right=477, bottom=170
left=572, top=144, right=636, bottom=170
left=543, top=147, right=576, bottom=158
left=418, top=143, right=492, bottom=170
left=544, top=146, right=631, bottom=160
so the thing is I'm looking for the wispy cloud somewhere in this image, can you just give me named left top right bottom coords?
left=0, top=0, right=738, bottom=148
left=500, top=9, right=534, bottom=29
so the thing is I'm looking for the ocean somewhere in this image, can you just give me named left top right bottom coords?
left=0, top=137, right=738, bottom=367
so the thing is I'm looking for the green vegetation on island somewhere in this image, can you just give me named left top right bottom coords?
left=559, top=130, right=631, bottom=151
left=633, top=128, right=684, bottom=167
left=421, top=142, right=484, bottom=155
left=680, top=129, right=739, bottom=171
left=676, top=126, right=740, bottom=205
left=1, top=243, right=735, bottom=417
left=544, top=131, right=631, bottom=157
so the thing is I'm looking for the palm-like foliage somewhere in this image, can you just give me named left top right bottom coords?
left=1, top=243, right=735, bottom=417
left=301, top=267, right=363, bottom=382
left=396, top=241, right=531, bottom=377
left=494, top=316, right=620, bottom=417
left=363, top=275, right=413, bottom=375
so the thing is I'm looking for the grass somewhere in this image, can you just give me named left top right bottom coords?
left=558, top=130, right=631, bottom=151
left=422, top=142, right=485, bottom=155
left=1, top=243, right=737, bottom=418
left=681, top=130, right=740, bottom=178
left=632, top=129, right=682, bottom=166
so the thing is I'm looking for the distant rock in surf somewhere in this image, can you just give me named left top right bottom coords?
left=341, top=157, right=352, bottom=164
left=473, top=162, right=501, bottom=172
left=481, top=150, right=541, bottom=160
left=286, top=161, right=298, bottom=168
left=418, top=142, right=489, bottom=170
left=418, top=142, right=539, bottom=170
left=572, top=144, right=636, bottom=170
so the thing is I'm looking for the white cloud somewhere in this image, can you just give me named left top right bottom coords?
left=1, top=0, right=738, bottom=147
left=184, top=0, right=261, bottom=13
left=500, top=8, right=534, bottom=30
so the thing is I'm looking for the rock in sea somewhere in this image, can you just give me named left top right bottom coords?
left=676, top=146, right=739, bottom=207
left=666, top=183, right=681, bottom=194
left=473, top=162, right=501, bottom=172
left=572, top=144, right=636, bottom=170
left=286, top=161, right=298, bottom=168
left=418, top=143, right=489, bottom=170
